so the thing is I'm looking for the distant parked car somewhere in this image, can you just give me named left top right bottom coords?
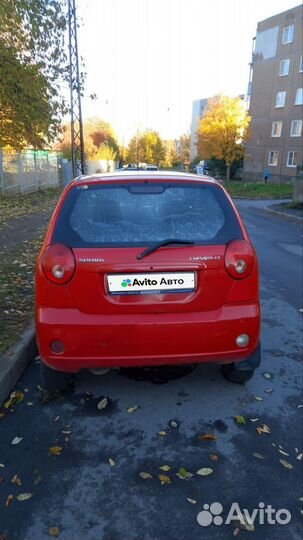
left=36, top=171, right=261, bottom=391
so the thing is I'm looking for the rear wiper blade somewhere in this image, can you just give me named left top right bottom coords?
left=137, top=239, right=195, bottom=260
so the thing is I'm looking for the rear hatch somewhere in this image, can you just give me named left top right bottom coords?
left=52, top=179, right=244, bottom=314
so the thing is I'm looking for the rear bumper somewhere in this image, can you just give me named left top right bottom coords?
left=36, top=303, right=260, bottom=372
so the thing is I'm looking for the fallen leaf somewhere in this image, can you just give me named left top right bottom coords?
left=250, top=418, right=259, bottom=422
left=97, top=398, right=108, bottom=410
left=239, top=514, right=255, bottom=531
left=54, top=416, right=60, bottom=422
left=297, top=404, right=303, bottom=409
left=48, top=527, right=60, bottom=537
left=108, top=458, right=115, bottom=466
left=198, top=434, right=217, bottom=441
left=139, top=472, right=153, bottom=479
left=34, top=475, right=42, bottom=485
left=187, top=498, right=197, bottom=504
left=278, top=449, right=289, bottom=457
left=0, top=464, right=5, bottom=468
left=233, top=528, right=240, bottom=537
left=299, top=308, right=303, bottom=313
left=254, top=396, right=263, bottom=402
left=126, top=406, right=138, bottom=413
left=158, top=431, right=167, bottom=436
left=253, top=452, right=265, bottom=460
left=11, top=437, right=23, bottom=445
left=298, top=497, right=303, bottom=502
left=256, top=424, right=271, bottom=435
left=48, top=446, right=63, bottom=456
left=158, top=474, right=171, bottom=485
left=11, top=475, right=22, bottom=485
left=176, top=467, right=193, bottom=480
left=159, top=465, right=171, bottom=471
left=263, top=373, right=272, bottom=379
left=170, top=421, right=178, bottom=428
left=5, top=495, right=13, bottom=507
left=234, top=415, right=246, bottom=425
left=265, top=388, right=273, bottom=393
left=279, top=459, right=293, bottom=470
left=209, top=453, right=219, bottom=462
left=196, top=467, right=213, bottom=476
left=3, top=391, right=24, bottom=409
left=0, top=413, right=5, bottom=418
left=16, top=493, right=32, bottom=501
left=296, top=453, right=303, bottom=461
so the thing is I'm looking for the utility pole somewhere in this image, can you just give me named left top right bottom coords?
left=68, top=0, right=85, bottom=176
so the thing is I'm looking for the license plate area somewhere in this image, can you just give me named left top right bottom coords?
left=107, top=272, right=196, bottom=295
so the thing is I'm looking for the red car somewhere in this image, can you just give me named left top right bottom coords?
left=36, top=171, right=261, bottom=390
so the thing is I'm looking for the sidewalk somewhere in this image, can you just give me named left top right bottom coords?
left=234, top=198, right=303, bottom=223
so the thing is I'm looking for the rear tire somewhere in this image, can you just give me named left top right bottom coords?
left=221, top=364, right=255, bottom=384
left=41, top=363, right=73, bottom=392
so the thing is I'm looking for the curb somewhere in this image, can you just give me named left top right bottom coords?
left=0, top=321, right=37, bottom=406
left=263, top=207, right=303, bottom=224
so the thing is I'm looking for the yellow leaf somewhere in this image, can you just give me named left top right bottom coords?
left=48, top=527, right=60, bottom=537
left=159, top=465, right=170, bottom=471
left=126, top=406, right=138, bottom=413
left=256, top=424, right=271, bottom=435
left=158, top=431, right=167, bottom=436
left=158, top=474, right=171, bottom=485
left=48, top=446, right=63, bottom=456
left=11, top=474, right=22, bottom=485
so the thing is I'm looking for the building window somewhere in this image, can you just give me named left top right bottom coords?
left=282, top=25, right=294, bottom=44
left=287, top=151, right=297, bottom=167
left=275, top=91, right=286, bottom=108
left=290, top=120, right=303, bottom=137
left=279, top=59, right=290, bottom=76
left=299, top=56, right=303, bottom=73
left=295, top=88, right=303, bottom=105
left=271, top=121, right=283, bottom=137
left=268, top=151, right=279, bottom=166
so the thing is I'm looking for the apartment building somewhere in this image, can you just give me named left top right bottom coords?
left=243, top=4, right=303, bottom=183
left=190, top=98, right=209, bottom=160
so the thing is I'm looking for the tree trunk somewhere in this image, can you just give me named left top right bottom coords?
left=226, top=163, right=231, bottom=181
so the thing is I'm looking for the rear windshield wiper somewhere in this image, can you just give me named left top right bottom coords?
left=137, top=239, right=195, bottom=260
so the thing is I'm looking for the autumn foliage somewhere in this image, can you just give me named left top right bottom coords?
left=197, top=96, right=250, bottom=180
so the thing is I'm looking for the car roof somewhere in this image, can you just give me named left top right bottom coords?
left=72, top=170, right=218, bottom=186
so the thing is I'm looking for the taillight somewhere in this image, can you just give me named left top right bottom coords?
left=225, top=240, right=255, bottom=279
left=41, top=243, right=75, bottom=284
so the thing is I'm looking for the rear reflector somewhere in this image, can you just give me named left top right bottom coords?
left=42, top=243, right=75, bottom=284
left=225, top=240, right=254, bottom=279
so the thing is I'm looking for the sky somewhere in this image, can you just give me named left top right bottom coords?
left=77, top=0, right=301, bottom=143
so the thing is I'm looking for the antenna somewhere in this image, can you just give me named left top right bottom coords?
left=68, top=0, right=85, bottom=176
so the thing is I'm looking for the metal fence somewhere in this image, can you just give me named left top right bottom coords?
left=0, top=149, right=61, bottom=194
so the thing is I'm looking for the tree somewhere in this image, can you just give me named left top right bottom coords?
left=55, top=117, right=119, bottom=161
left=126, top=131, right=165, bottom=166
left=0, top=0, right=68, bottom=149
left=197, top=95, right=250, bottom=180
left=179, top=133, right=191, bottom=167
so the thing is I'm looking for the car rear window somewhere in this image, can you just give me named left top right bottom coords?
left=52, top=182, right=243, bottom=247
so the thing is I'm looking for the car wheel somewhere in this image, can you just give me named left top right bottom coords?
left=221, top=364, right=255, bottom=384
left=41, top=363, right=73, bottom=392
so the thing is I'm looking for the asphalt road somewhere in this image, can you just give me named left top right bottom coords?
left=1, top=202, right=302, bottom=540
